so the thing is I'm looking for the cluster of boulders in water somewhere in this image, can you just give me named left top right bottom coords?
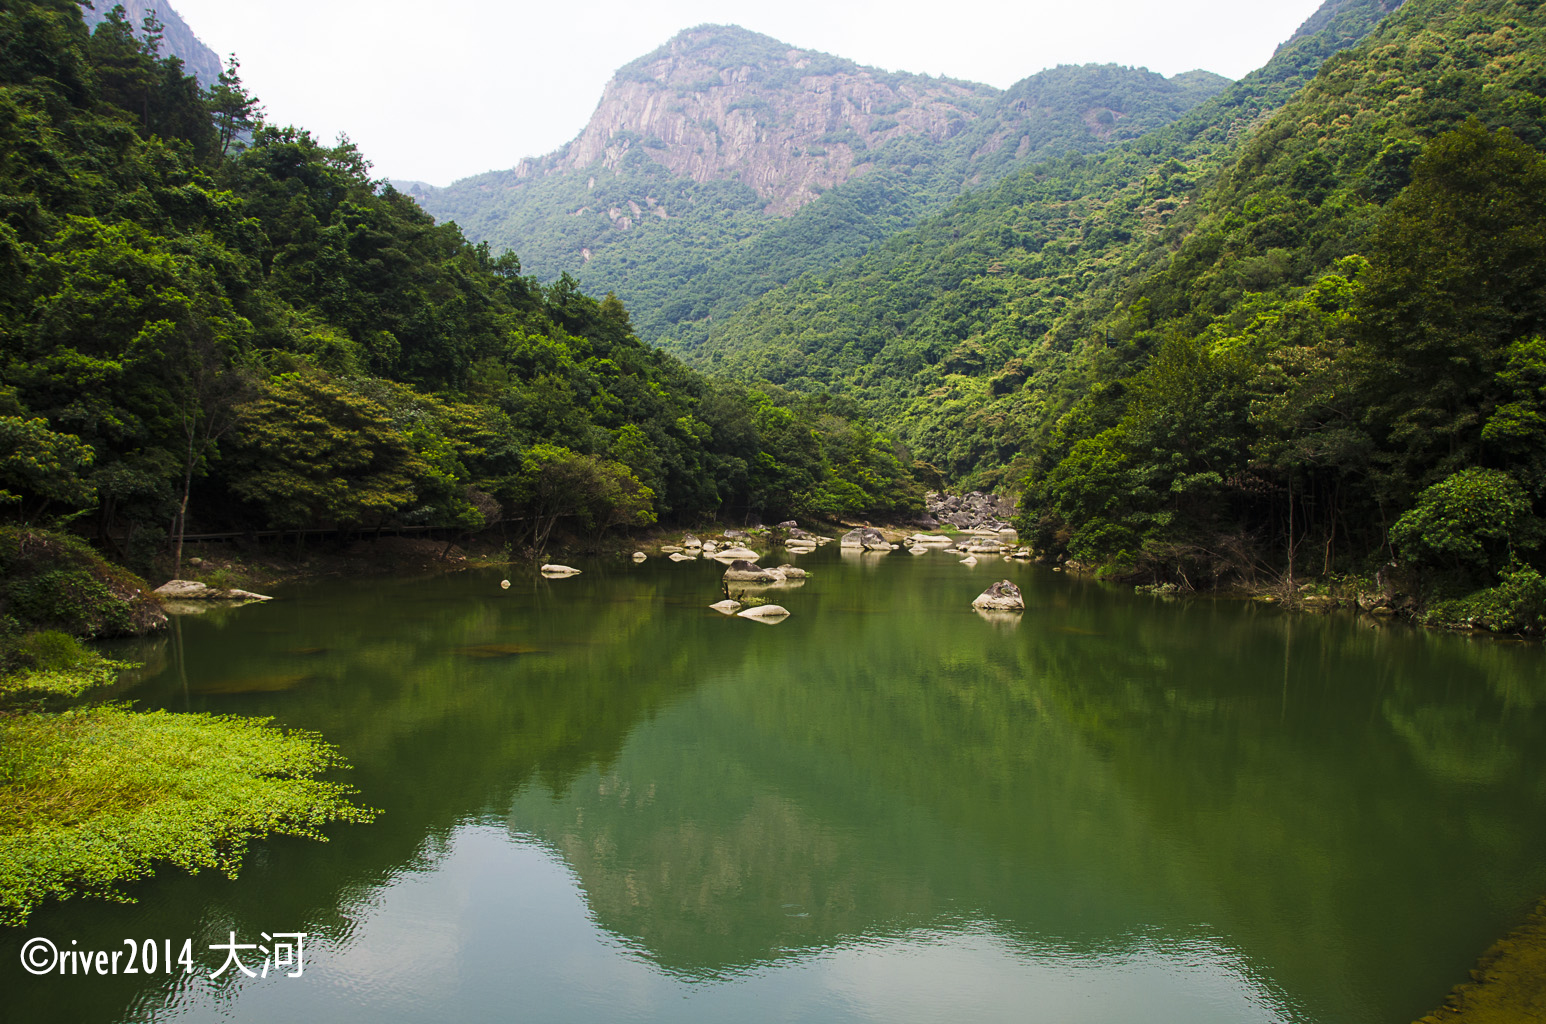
left=917, top=491, right=1017, bottom=532
left=535, top=499, right=1031, bottom=620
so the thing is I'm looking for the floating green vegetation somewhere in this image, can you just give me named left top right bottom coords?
left=0, top=706, right=376, bottom=926
left=0, top=631, right=132, bottom=701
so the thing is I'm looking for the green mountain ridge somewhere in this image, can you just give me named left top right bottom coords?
left=408, top=25, right=1231, bottom=352
left=684, top=0, right=1411, bottom=468
left=691, top=0, right=1546, bottom=622
left=0, top=0, right=932, bottom=570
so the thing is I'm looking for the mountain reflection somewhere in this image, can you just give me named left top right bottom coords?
left=7, top=555, right=1545, bottom=1024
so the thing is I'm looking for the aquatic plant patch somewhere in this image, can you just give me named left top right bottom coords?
left=0, top=706, right=376, bottom=925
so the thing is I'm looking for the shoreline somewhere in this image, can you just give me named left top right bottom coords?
left=162, top=522, right=1540, bottom=644
left=1417, top=899, right=1546, bottom=1023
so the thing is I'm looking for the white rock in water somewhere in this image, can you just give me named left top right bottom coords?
left=960, top=556, right=979, bottom=566
left=632, top=552, right=647, bottom=562
left=737, top=604, right=790, bottom=622
left=908, top=545, right=928, bottom=555
left=500, top=579, right=511, bottom=589
left=661, top=545, right=685, bottom=554
left=153, top=579, right=272, bottom=602
left=540, top=564, right=581, bottom=577
left=709, top=599, right=742, bottom=615
left=716, top=547, right=761, bottom=561
left=669, top=552, right=696, bottom=562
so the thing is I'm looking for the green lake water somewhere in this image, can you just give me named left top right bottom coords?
left=5, top=546, right=1546, bottom=1023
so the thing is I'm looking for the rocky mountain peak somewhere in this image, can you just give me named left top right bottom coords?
left=541, top=24, right=995, bottom=215
left=81, top=0, right=224, bottom=86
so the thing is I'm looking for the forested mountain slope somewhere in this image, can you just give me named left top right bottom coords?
left=689, top=0, right=1406, bottom=467
left=408, top=25, right=1229, bottom=351
left=693, top=0, right=1546, bottom=625
left=0, top=0, right=925, bottom=572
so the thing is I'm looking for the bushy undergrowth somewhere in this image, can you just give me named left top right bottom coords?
left=0, top=707, right=376, bottom=925
left=0, top=527, right=163, bottom=638
left=1426, top=562, right=1546, bottom=635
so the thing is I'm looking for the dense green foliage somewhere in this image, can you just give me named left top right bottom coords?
left=688, top=0, right=1406, bottom=473
left=0, top=630, right=130, bottom=700
left=683, top=0, right=1546, bottom=623
left=413, top=25, right=1230, bottom=354
left=0, top=525, right=163, bottom=640
left=0, top=706, right=375, bottom=925
left=0, top=2, right=921, bottom=561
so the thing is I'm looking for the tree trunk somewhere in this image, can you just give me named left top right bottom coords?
left=173, top=465, right=193, bottom=569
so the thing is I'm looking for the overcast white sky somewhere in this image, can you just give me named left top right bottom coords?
left=165, top=0, right=1329, bottom=186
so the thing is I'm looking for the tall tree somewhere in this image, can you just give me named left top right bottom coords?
left=207, top=54, right=262, bottom=166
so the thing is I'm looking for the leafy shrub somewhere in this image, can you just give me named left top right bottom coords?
left=7, top=569, right=132, bottom=638
left=1428, top=560, right=1546, bottom=634
left=0, top=527, right=163, bottom=637
left=16, top=630, right=92, bottom=672
left=1390, top=468, right=1543, bottom=578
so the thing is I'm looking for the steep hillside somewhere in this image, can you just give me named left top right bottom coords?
left=80, top=0, right=222, bottom=85
left=409, top=25, right=1228, bottom=348
left=0, top=0, right=927, bottom=564
left=691, top=0, right=1546, bottom=617
left=690, top=0, right=1407, bottom=483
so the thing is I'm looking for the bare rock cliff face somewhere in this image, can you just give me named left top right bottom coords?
left=81, top=0, right=224, bottom=86
left=527, top=26, right=992, bottom=215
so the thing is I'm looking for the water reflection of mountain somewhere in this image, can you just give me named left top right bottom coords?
left=3, top=565, right=736, bottom=1023
left=502, top=560, right=1546, bottom=1023
left=6, top=557, right=1545, bottom=1024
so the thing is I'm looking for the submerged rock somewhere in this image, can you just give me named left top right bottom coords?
left=972, top=580, right=1024, bottom=611
left=540, top=564, right=581, bottom=577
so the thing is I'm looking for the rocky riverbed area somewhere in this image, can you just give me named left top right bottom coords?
left=917, top=491, right=1018, bottom=531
